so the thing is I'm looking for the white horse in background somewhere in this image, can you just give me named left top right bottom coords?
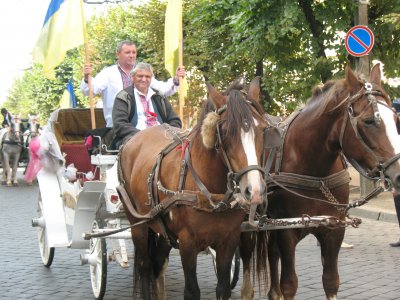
left=0, top=114, right=23, bottom=186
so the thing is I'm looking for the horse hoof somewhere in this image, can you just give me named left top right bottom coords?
left=7, top=182, right=12, bottom=187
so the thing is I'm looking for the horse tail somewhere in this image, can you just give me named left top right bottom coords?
left=254, top=231, right=269, bottom=295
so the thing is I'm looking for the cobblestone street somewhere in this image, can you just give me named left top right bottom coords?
left=1, top=171, right=400, bottom=299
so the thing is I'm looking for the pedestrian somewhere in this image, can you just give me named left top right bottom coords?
left=389, top=194, right=400, bottom=247
left=390, top=99, right=400, bottom=247
left=112, top=62, right=181, bottom=148
left=1, top=108, right=12, bottom=128
left=80, top=40, right=185, bottom=127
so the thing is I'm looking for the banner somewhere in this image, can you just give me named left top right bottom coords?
left=33, top=0, right=85, bottom=79
left=165, top=0, right=187, bottom=98
left=59, top=79, right=77, bottom=108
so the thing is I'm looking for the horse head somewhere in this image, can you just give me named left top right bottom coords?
left=28, top=114, right=40, bottom=137
left=9, top=114, right=22, bottom=141
left=336, top=64, right=400, bottom=191
left=200, top=77, right=267, bottom=223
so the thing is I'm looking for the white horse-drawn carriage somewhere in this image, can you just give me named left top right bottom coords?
left=31, top=108, right=132, bottom=299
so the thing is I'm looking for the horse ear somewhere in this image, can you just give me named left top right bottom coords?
left=248, top=76, right=260, bottom=102
left=370, top=63, right=382, bottom=86
left=206, top=82, right=226, bottom=109
left=345, top=65, right=360, bottom=93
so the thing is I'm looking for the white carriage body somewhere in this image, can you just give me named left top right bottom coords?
left=32, top=108, right=132, bottom=280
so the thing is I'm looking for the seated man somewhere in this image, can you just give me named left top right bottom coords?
left=112, top=62, right=182, bottom=148
left=1, top=108, right=12, bottom=128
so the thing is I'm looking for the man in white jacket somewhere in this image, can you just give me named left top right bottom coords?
left=80, top=40, right=185, bottom=127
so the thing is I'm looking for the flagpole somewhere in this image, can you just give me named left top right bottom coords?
left=80, top=0, right=96, bottom=129
left=178, top=0, right=184, bottom=128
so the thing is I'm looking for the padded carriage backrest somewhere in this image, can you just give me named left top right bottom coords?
left=52, top=108, right=106, bottom=177
left=53, top=108, right=106, bottom=145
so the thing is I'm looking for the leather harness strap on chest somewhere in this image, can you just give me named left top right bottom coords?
left=116, top=125, right=238, bottom=231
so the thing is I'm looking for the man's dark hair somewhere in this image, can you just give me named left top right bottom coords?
left=1, top=108, right=7, bottom=114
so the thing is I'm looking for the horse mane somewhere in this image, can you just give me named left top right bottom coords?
left=307, top=70, right=391, bottom=118
left=192, top=86, right=264, bottom=148
left=223, top=90, right=258, bottom=147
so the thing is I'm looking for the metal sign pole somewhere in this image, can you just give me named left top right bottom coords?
left=354, top=0, right=377, bottom=197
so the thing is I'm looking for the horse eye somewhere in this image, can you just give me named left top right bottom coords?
left=362, top=117, right=376, bottom=127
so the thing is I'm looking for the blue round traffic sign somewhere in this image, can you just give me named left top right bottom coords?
left=345, top=25, right=374, bottom=57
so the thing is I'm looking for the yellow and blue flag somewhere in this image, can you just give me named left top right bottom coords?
left=60, top=79, right=77, bottom=108
left=164, top=0, right=188, bottom=98
left=33, top=0, right=85, bottom=79
left=164, top=0, right=182, bottom=78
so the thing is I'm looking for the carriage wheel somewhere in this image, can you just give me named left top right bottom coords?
left=209, top=246, right=241, bottom=290
left=89, top=220, right=107, bottom=300
left=36, top=192, right=55, bottom=267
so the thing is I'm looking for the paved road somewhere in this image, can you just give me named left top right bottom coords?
left=1, top=170, right=400, bottom=299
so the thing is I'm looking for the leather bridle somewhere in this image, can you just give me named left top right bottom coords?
left=214, top=103, right=266, bottom=196
left=339, top=81, right=400, bottom=187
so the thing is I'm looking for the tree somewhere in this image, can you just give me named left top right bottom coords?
left=4, top=0, right=400, bottom=121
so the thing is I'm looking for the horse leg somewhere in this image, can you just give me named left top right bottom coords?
left=12, top=150, right=21, bottom=185
left=179, top=237, right=200, bottom=300
left=278, top=230, right=300, bottom=300
left=150, top=233, right=172, bottom=300
left=215, top=243, right=238, bottom=300
left=317, top=229, right=344, bottom=300
left=132, top=226, right=154, bottom=300
left=268, top=231, right=283, bottom=300
left=1, top=154, right=6, bottom=185
left=2, top=151, right=12, bottom=186
left=239, top=232, right=256, bottom=300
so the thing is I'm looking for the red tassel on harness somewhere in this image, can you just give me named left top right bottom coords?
left=176, top=140, right=190, bottom=159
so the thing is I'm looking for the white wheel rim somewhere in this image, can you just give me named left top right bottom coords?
left=90, top=221, right=105, bottom=298
left=37, top=194, right=51, bottom=264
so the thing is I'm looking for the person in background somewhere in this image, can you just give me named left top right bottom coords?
left=390, top=99, right=400, bottom=247
left=112, top=62, right=181, bottom=148
left=80, top=40, right=185, bottom=127
left=1, top=108, right=12, bottom=128
left=389, top=195, right=400, bottom=247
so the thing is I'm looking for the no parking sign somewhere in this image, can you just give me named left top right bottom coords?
left=345, top=25, right=374, bottom=57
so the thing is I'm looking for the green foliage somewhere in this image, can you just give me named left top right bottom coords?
left=4, top=0, right=400, bottom=123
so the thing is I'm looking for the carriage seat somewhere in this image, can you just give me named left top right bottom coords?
left=52, top=108, right=106, bottom=176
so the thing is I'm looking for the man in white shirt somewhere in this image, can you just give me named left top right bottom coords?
left=80, top=40, right=185, bottom=127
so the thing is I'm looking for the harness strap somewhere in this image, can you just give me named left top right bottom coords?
left=274, top=110, right=302, bottom=173
left=2, top=140, right=22, bottom=146
left=117, top=184, right=198, bottom=221
left=265, top=172, right=350, bottom=209
left=184, top=147, right=212, bottom=201
left=266, top=169, right=350, bottom=191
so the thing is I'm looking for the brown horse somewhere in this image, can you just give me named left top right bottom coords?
left=239, top=64, right=400, bottom=300
left=118, top=78, right=268, bottom=299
